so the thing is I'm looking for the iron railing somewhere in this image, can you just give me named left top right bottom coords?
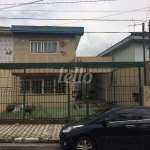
left=0, top=62, right=145, bottom=123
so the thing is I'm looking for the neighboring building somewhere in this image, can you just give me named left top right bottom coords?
left=0, top=26, right=13, bottom=63
left=97, top=33, right=148, bottom=106
left=98, top=33, right=149, bottom=62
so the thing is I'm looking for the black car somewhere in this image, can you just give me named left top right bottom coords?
left=59, top=106, right=150, bottom=150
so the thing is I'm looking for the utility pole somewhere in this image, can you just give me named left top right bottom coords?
left=149, top=20, right=150, bottom=61
left=142, top=23, right=146, bottom=85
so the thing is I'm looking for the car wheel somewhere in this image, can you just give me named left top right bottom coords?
left=74, top=137, right=96, bottom=150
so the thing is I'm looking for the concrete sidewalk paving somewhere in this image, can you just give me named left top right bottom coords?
left=0, top=124, right=64, bottom=143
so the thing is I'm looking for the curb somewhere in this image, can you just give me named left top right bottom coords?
left=14, top=138, right=39, bottom=143
left=0, top=138, right=14, bottom=143
left=0, top=138, right=59, bottom=143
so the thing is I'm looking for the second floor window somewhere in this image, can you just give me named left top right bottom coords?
left=30, top=41, right=58, bottom=53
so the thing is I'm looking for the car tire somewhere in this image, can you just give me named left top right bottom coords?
left=74, top=137, right=96, bottom=150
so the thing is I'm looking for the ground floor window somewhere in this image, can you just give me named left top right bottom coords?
left=20, top=77, right=66, bottom=94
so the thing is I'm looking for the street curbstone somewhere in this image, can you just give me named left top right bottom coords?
left=0, top=138, right=14, bottom=143
left=38, top=138, right=59, bottom=143
left=14, top=138, right=39, bottom=143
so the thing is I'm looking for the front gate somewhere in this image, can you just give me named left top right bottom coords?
left=0, top=62, right=145, bottom=123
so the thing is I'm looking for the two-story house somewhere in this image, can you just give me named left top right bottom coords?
left=0, top=25, right=113, bottom=119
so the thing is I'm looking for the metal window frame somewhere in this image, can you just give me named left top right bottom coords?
left=30, top=41, right=59, bottom=54
left=20, top=77, right=66, bottom=95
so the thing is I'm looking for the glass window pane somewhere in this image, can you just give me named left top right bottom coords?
left=106, top=108, right=135, bottom=121
left=34, top=42, right=37, bottom=53
left=56, top=81, right=66, bottom=93
left=137, top=108, right=150, bottom=120
left=51, top=42, right=57, bottom=53
left=44, top=42, right=48, bottom=53
left=30, top=41, right=58, bottom=53
left=32, top=80, right=42, bottom=94
left=31, top=42, right=34, bottom=53
left=38, top=42, right=42, bottom=53
left=44, top=79, right=54, bottom=93
left=20, top=78, right=30, bottom=94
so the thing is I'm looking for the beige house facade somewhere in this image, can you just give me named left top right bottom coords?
left=0, top=25, right=113, bottom=114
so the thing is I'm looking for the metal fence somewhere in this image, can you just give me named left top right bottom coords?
left=0, top=62, right=145, bottom=123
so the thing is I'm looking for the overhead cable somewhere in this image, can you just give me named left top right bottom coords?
left=0, top=10, right=149, bottom=12
left=0, top=0, right=115, bottom=5
left=0, top=0, right=44, bottom=10
left=146, top=9, right=150, bottom=21
left=50, top=7, right=150, bottom=26
left=0, top=18, right=144, bottom=21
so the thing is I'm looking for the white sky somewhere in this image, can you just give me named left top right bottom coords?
left=0, top=0, right=149, bottom=56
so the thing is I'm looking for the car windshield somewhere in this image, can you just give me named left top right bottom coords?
left=87, top=107, right=113, bottom=120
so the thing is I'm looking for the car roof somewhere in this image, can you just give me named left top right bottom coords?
left=110, top=105, right=150, bottom=110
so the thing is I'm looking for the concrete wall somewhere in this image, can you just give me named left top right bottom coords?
left=100, top=42, right=149, bottom=62
left=96, top=73, right=108, bottom=100
left=143, top=86, right=150, bottom=106
left=0, top=70, right=13, bottom=112
left=107, top=86, right=140, bottom=106
left=0, top=88, right=13, bottom=112
left=0, top=70, right=13, bottom=87
left=95, top=67, right=144, bottom=106
left=106, top=44, right=135, bottom=62
left=75, top=57, right=112, bottom=62
left=135, top=43, right=149, bottom=61
left=13, top=34, right=76, bottom=63
left=112, top=67, right=144, bottom=87
left=146, top=62, right=150, bottom=86
left=0, top=35, right=14, bottom=63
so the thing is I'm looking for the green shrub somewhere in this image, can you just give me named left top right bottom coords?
left=6, top=104, right=15, bottom=112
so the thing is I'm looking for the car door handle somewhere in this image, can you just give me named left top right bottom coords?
left=135, top=124, right=145, bottom=128
left=126, top=125, right=135, bottom=128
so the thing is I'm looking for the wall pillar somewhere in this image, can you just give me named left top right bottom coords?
left=143, top=86, right=150, bottom=106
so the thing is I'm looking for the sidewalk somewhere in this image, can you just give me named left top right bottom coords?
left=0, top=124, right=63, bottom=143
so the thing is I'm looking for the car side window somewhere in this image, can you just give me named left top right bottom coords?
left=106, top=108, right=135, bottom=122
left=137, top=108, right=150, bottom=120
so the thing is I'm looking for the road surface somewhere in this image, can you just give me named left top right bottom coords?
left=0, top=143, right=62, bottom=150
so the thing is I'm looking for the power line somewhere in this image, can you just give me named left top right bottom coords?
left=0, top=0, right=44, bottom=10
left=128, top=23, right=143, bottom=27
left=0, top=0, right=115, bottom=5
left=51, top=6, right=150, bottom=26
left=0, top=18, right=144, bottom=21
left=127, top=20, right=149, bottom=27
left=146, top=9, right=150, bottom=21
left=0, top=10, right=149, bottom=12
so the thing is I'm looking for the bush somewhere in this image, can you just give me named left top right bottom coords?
left=6, top=104, right=15, bottom=112
left=25, top=105, right=35, bottom=113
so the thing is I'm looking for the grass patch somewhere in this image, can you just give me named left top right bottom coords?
left=0, top=105, right=97, bottom=120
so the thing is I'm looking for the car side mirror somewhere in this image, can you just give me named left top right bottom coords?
left=105, top=118, right=110, bottom=124
left=101, top=118, right=110, bottom=127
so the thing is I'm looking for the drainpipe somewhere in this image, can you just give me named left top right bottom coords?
left=142, top=23, right=147, bottom=85
left=149, top=20, right=150, bottom=61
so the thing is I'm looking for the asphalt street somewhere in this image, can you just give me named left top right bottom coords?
left=0, top=143, right=149, bottom=150
left=0, top=144, right=62, bottom=150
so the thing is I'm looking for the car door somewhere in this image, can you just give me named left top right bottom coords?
left=136, top=107, right=150, bottom=149
left=97, top=107, right=138, bottom=150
